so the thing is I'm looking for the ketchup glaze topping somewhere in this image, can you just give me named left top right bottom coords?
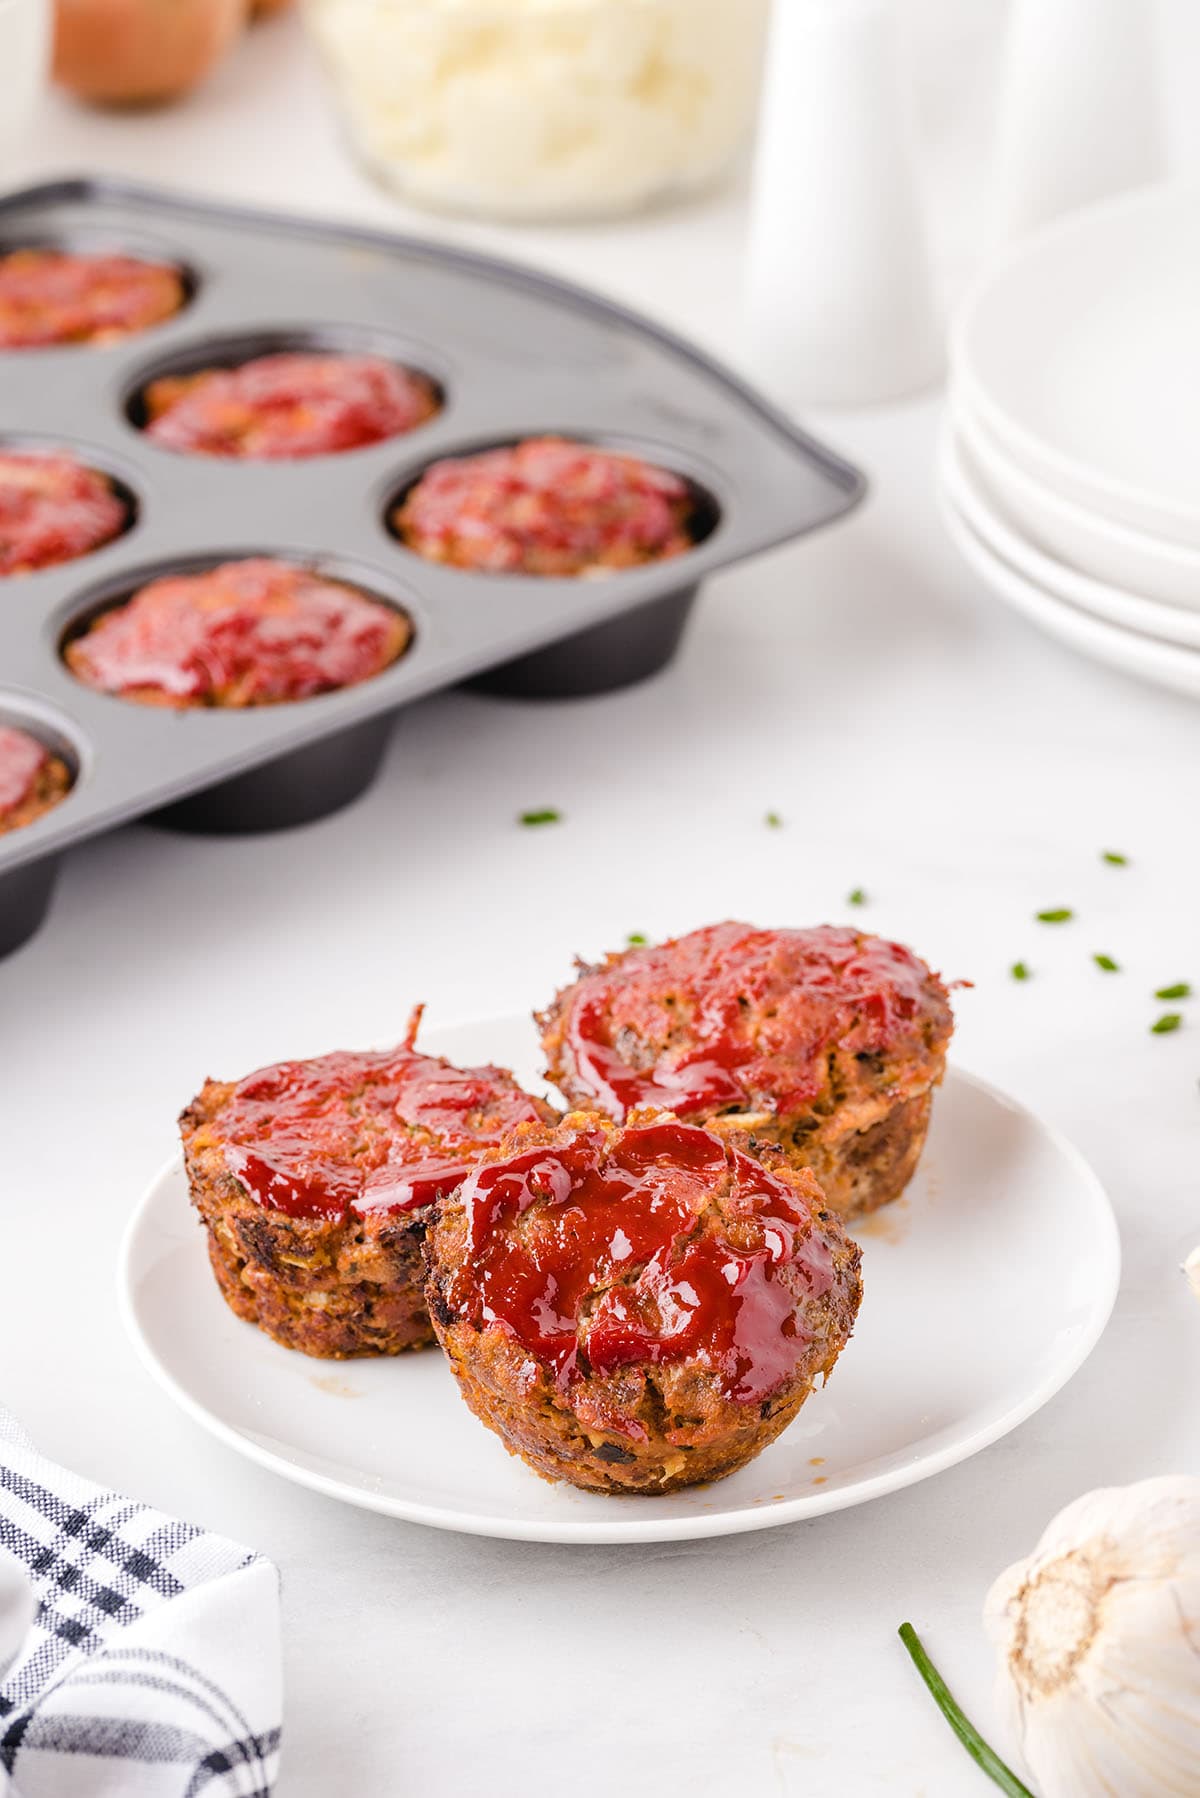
left=450, top=1118, right=835, bottom=1407
left=143, top=353, right=440, bottom=460
left=559, top=922, right=947, bottom=1120
left=394, top=435, right=694, bottom=576
left=0, top=250, right=185, bottom=349
left=0, top=726, right=50, bottom=818
left=220, top=1046, right=547, bottom=1223
left=66, top=558, right=407, bottom=706
left=0, top=453, right=127, bottom=575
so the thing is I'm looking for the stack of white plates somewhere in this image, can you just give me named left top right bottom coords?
left=942, top=185, right=1200, bottom=700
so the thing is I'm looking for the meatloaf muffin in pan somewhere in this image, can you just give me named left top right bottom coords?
left=391, top=435, right=705, bottom=577
left=425, top=1110, right=862, bottom=1494
left=140, top=351, right=440, bottom=459
left=181, top=1024, right=558, bottom=1359
left=0, top=451, right=128, bottom=575
left=0, top=248, right=186, bottom=348
left=65, top=555, right=411, bottom=708
left=538, top=922, right=954, bottom=1225
left=0, top=724, right=72, bottom=835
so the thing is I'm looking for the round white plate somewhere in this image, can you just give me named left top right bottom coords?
left=942, top=423, right=1200, bottom=645
left=952, top=184, right=1200, bottom=545
left=120, top=1016, right=1120, bottom=1545
left=941, top=487, right=1200, bottom=703
left=950, top=398, right=1200, bottom=620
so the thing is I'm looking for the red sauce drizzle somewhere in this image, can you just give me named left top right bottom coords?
left=0, top=726, right=49, bottom=817
left=562, top=922, right=936, bottom=1119
left=69, top=558, right=404, bottom=705
left=220, top=1047, right=545, bottom=1223
left=453, top=1119, right=833, bottom=1406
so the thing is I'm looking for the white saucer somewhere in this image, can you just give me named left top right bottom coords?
left=941, top=489, right=1200, bottom=703
left=941, top=424, right=1200, bottom=648
left=952, top=184, right=1200, bottom=546
left=119, top=1015, right=1120, bottom=1545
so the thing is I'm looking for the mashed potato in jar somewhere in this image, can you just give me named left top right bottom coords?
left=303, top=0, right=767, bottom=219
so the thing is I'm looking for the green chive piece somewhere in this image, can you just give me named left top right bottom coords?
left=1010, top=962, right=1031, bottom=981
left=1155, top=983, right=1191, bottom=1001
left=848, top=888, right=867, bottom=906
left=519, top=808, right=561, bottom=827
left=898, top=1624, right=1035, bottom=1798
left=765, top=811, right=783, bottom=829
left=1094, top=954, right=1120, bottom=973
left=1101, top=850, right=1129, bottom=865
left=626, top=933, right=647, bottom=946
left=1152, top=1013, right=1184, bottom=1035
left=1036, top=908, right=1073, bottom=923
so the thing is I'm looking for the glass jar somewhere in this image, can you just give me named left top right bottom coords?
left=303, top=0, right=768, bottom=222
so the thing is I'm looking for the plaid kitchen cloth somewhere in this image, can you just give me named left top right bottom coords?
left=0, top=1406, right=281, bottom=1797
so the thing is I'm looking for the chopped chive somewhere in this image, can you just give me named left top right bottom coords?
left=1094, top=954, right=1120, bottom=973
left=626, top=932, right=647, bottom=946
left=1101, top=850, right=1129, bottom=866
left=1155, top=983, right=1191, bottom=1001
left=1152, top=1012, right=1184, bottom=1035
left=519, top=808, right=561, bottom=827
left=1035, top=907, right=1073, bottom=923
left=898, top=1624, right=1035, bottom=1798
left=848, top=888, right=867, bottom=907
left=765, top=811, right=783, bottom=829
left=1010, top=961, right=1031, bottom=981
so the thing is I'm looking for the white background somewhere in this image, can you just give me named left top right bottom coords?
left=3, top=7, right=1200, bottom=1793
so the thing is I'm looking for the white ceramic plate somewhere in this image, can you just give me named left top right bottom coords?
left=950, top=398, right=1200, bottom=619
left=120, top=1016, right=1120, bottom=1545
left=952, top=185, right=1200, bottom=546
left=941, top=489, right=1200, bottom=703
left=942, top=423, right=1200, bottom=644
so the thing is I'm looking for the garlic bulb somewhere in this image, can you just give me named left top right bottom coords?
left=984, top=1477, right=1200, bottom=1796
left=1184, top=1244, right=1200, bottom=1300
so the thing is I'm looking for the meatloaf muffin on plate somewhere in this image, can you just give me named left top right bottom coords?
left=0, top=452, right=127, bottom=575
left=425, top=1110, right=862, bottom=1494
left=538, top=922, right=954, bottom=1224
left=142, top=352, right=439, bottom=459
left=65, top=556, right=410, bottom=707
left=392, top=435, right=697, bottom=576
left=0, top=726, right=72, bottom=834
left=0, top=249, right=186, bottom=348
left=181, top=1026, right=557, bottom=1359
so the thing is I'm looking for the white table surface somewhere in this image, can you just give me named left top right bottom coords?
left=4, top=18, right=1200, bottom=1796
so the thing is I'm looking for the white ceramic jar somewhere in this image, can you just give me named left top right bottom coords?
left=304, top=0, right=768, bottom=221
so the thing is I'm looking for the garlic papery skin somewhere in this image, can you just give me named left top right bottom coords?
left=1184, top=1244, right=1200, bottom=1300
left=984, top=1477, right=1200, bottom=1797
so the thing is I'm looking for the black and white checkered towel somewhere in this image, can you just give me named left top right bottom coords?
left=0, top=1406, right=281, bottom=1796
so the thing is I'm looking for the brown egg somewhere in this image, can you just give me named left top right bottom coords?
left=53, top=0, right=246, bottom=106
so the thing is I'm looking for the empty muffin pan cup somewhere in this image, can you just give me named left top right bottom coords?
left=0, top=178, right=866, bottom=955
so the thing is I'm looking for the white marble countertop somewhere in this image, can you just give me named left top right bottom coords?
left=3, top=18, right=1200, bottom=1795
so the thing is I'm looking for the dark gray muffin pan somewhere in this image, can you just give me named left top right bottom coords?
left=0, top=178, right=865, bottom=957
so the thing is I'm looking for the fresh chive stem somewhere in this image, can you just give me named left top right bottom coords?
left=1151, top=1013, right=1183, bottom=1035
left=1010, top=962, right=1030, bottom=981
left=519, top=808, right=561, bottom=826
left=1094, top=954, right=1119, bottom=973
left=1155, top=983, right=1191, bottom=1001
left=898, top=1624, right=1035, bottom=1797
left=626, top=932, right=647, bottom=946
left=1035, top=908, right=1073, bottom=923
left=848, top=888, right=867, bottom=907
left=765, top=811, right=783, bottom=829
left=1101, top=851, right=1128, bottom=866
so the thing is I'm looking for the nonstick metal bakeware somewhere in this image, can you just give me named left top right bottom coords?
left=0, top=178, right=865, bottom=956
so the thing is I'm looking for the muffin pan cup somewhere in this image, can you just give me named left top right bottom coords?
left=0, top=178, right=865, bottom=956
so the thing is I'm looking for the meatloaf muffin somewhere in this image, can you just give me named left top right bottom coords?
left=65, top=556, right=410, bottom=707
left=392, top=435, right=697, bottom=576
left=0, top=452, right=127, bottom=575
left=426, top=1110, right=862, bottom=1494
left=538, top=922, right=954, bottom=1224
left=0, top=249, right=186, bottom=348
left=0, top=726, right=72, bottom=834
left=181, top=1031, right=558, bottom=1358
left=142, top=352, right=440, bottom=459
